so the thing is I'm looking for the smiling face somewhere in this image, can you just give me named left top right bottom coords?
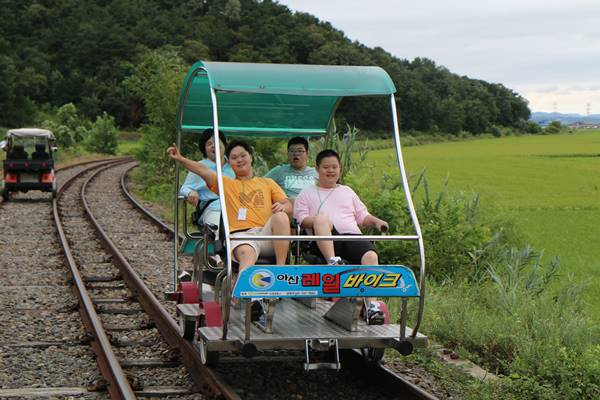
left=316, top=156, right=340, bottom=188
left=228, top=145, right=253, bottom=177
left=287, top=143, right=308, bottom=170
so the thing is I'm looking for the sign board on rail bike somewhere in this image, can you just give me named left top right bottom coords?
left=233, top=265, right=420, bottom=298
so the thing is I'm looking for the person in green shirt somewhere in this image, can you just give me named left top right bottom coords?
left=265, top=137, right=318, bottom=204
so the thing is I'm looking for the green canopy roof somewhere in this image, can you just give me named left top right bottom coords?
left=177, top=61, right=396, bottom=136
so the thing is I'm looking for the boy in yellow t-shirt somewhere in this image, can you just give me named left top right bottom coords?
left=167, top=140, right=291, bottom=273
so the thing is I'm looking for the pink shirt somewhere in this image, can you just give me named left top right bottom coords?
left=294, top=184, right=370, bottom=234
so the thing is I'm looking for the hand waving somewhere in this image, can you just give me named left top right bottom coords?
left=166, top=143, right=181, bottom=160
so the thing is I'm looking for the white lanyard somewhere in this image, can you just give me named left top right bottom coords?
left=316, top=185, right=337, bottom=213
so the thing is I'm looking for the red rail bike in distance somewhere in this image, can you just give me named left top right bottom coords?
left=1, top=128, right=57, bottom=201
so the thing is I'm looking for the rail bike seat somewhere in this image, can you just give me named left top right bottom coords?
left=31, top=143, right=50, bottom=159
left=179, top=221, right=222, bottom=256
left=294, top=226, right=328, bottom=265
left=7, top=145, right=28, bottom=160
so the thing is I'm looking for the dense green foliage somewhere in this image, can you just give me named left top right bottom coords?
left=123, top=48, right=187, bottom=185
left=367, top=131, right=600, bottom=314
left=40, top=102, right=118, bottom=154
left=0, top=0, right=530, bottom=134
left=84, top=112, right=119, bottom=154
left=41, top=103, right=89, bottom=148
left=335, top=131, right=599, bottom=399
left=347, top=168, right=600, bottom=399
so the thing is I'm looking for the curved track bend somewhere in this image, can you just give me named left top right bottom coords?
left=118, top=163, right=439, bottom=400
left=0, top=159, right=440, bottom=399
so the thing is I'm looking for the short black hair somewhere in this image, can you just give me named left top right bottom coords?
left=225, top=140, right=254, bottom=163
left=316, top=149, right=340, bottom=167
left=198, top=128, right=227, bottom=157
left=287, top=136, right=309, bottom=151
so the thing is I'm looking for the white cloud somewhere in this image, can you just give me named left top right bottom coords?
left=278, top=0, right=600, bottom=113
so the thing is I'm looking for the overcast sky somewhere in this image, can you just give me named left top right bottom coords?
left=278, top=0, right=600, bottom=114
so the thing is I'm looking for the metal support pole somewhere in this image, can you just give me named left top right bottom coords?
left=174, top=67, right=205, bottom=290
left=390, top=94, right=426, bottom=336
left=209, top=88, right=233, bottom=340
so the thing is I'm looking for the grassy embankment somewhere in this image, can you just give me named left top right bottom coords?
left=356, top=130, right=600, bottom=398
left=364, top=130, right=600, bottom=316
left=125, top=130, right=600, bottom=398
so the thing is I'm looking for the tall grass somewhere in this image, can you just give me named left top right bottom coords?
left=363, top=130, right=600, bottom=316
left=348, top=163, right=600, bottom=398
left=128, top=129, right=600, bottom=398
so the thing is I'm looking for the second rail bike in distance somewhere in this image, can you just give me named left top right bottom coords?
left=1, top=128, right=57, bottom=201
left=166, top=61, right=428, bottom=369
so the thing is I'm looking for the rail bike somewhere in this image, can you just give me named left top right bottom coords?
left=166, top=61, right=427, bottom=370
left=1, top=128, right=57, bottom=201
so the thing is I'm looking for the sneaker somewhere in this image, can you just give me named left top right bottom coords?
left=327, top=256, right=343, bottom=265
left=178, top=271, right=192, bottom=282
left=207, top=254, right=223, bottom=268
left=366, top=302, right=385, bottom=325
left=250, top=300, right=266, bottom=323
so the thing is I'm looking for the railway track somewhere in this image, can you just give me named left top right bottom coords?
left=1, top=160, right=236, bottom=399
left=116, top=164, right=441, bottom=400
left=1, top=159, right=441, bottom=399
left=0, top=159, right=123, bottom=398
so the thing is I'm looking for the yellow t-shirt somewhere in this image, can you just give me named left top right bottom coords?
left=209, top=176, right=287, bottom=232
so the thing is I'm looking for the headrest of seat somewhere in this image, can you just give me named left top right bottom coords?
left=35, top=143, right=46, bottom=152
left=13, top=144, right=24, bottom=152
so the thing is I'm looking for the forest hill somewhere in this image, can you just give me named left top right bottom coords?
left=0, top=0, right=530, bottom=135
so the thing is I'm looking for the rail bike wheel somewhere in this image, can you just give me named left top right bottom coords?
left=198, top=316, right=220, bottom=367
left=182, top=318, right=196, bottom=341
left=361, top=347, right=385, bottom=364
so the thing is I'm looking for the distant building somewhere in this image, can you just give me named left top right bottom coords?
left=568, top=122, right=600, bottom=129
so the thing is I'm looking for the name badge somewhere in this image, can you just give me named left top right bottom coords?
left=238, top=208, right=247, bottom=221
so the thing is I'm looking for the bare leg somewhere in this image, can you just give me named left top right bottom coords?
left=234, top=244, right=258, bottom=272
left=270, top=211, right=291, bottom=264
left=361, top=250, right=379, bottom=304
left=361, top=250, right=378, bottom=265
left=312, top=213, right=335, bottom=260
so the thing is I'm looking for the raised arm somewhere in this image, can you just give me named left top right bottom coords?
left=167, top=144, right=216, bottom=188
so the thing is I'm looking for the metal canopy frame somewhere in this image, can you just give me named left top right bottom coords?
left=6, top=128, right=55, bottom=140
left=177, top=61, right=396, bottom=136
left=174, top=61, right=426, bottom=340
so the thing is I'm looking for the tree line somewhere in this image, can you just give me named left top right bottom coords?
left=0, top=0, right=533, bottom=135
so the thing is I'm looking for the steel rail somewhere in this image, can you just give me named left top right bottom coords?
left=342, top=350, right=439, bottom=400
left=84, top=161, right=240, bottom=400
left=119, top=162, right=177, bottom=237
left=53, top=158, right=136, bottom=400
left=120, top=164, right=440, bottom=400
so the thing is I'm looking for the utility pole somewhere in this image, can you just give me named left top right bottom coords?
left=586, top=103, right=591, bottom=117
left=552, top=102, right=558, bottom=114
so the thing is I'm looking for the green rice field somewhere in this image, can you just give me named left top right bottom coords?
left=364, top=130, right=600, bottom=316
